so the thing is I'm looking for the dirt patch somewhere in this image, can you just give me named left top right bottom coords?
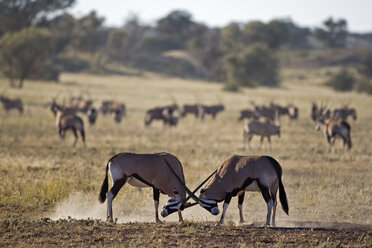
left=0, top=219, right=371, bottom=247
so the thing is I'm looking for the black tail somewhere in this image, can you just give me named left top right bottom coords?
left=98, top=162, right=109, bottom=203
left=265, top=156, right=289, bottom=215
left=341, top=121, right=352, bottom=149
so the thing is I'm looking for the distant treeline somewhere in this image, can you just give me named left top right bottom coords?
left=0, top=0, right=372, bottom=91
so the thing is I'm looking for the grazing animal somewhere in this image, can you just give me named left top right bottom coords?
left=256, top=105, right=277, bottom=123
left=98, top=152, right=193, bottom=223
left=87, top=108, right=98, bottom=125
left=181, top=104, right=200, bottom=118
left=333, top=107, right=357, bottom=121
left=238, top=109, right=260, bottom=121
left=51, top=104, right=85, bottom=146
left=145, top=104, right=178, bottom=127
left=287, top=104, right=299, bottom=121
left=68, top=96, right=93, bottom=113
left=315, top=119, right=352, bottom=151
left=198, top=155, right=289, bottom=226
left=99, top=101, right=126, bottom=123
left=0, top=95, right=23, bottom=114
left=243, top=120, right=280, bottom=148
left=199, top=104, right=224, bottom=120
left=311, top=103, right=331, bottom=121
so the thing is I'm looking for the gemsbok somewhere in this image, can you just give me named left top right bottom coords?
left=197, top=155, right=289, bottom=226
left=243, top=120, right=280, bottom=148
left=144, top=104, right=178, bottom=127
left=333, top=106, right=357, bottom=121
left=199, top=104, right=225, bottom=121
left=0, top=95, right=23, bottom=114
left=98, top=152, right=201, bottom=223
left=51, top=103, right=86, bottom=146
left=315, top=119, right=352, bottom=151
left=181, top=104, right=200, bottom=118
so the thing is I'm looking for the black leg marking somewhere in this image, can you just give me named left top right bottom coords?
left=153, top=188, right=160, bottom=201
left=257, top=181, right=271, bottom=203
left=110, top=177, right=127, bottom=199
left=238, top=192, right=245, bottom=205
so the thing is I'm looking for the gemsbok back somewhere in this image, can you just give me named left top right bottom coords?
left=197, top=155, right=289, bottom=226
left=98, top=152, right=198, bottom=223
left=315, top=119, right=352, bottom=151
left=243, top=120, right=280, bottom=149
left=51, top=103, right=86, bottom=146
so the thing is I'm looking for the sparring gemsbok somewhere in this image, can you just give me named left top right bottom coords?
left=98, top=152, right=203, bottom=223
left=198, top=155, right=289, bottom=226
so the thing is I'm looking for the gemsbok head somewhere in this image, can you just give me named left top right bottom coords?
left=197, top=155, right=289, bottom=226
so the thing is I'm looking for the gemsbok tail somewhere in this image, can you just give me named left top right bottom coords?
left=341, top=121, right=352, bottom=149
left=98, top=162, right=109, bottom=203
left=265, top=156, right=289, bottom=215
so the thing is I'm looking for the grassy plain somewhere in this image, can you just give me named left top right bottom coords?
left=0, top=67, right=371, bottom=247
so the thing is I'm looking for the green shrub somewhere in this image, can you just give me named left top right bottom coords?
left=325, top=69, right=354, bottom=91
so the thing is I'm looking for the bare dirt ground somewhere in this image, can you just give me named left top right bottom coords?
left=1, top=218, right=371, bottom=247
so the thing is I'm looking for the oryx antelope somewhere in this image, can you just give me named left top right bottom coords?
left=243, top=120, right=280, bottom=148
left=145, top=104, right=178, bottom=127
left=98, top=152, right=196, bottom=223
left=333, top=107, right=357, bottom=121
left=311, top=103, right=331, bottom=121
left=51, top=103, right=86, bottom=146
left=256, top=105, right=277, bottom=123
left=238, top=109, right=260, bottom=121
left=87, top=108, right=98, bottom=126
left=198, top=155, right=289, bottom=226
left=0, top=95, right=23, bottom=114
left=181, top=104, right=200, bottom=118
left=68, top=96, right=93, bottom=113
left=315, top=119, right=352, bottom=151
left=199, top=104, right=225, bottom=121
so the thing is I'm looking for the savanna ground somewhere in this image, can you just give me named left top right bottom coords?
left=0, top=66, right=371, bottom=247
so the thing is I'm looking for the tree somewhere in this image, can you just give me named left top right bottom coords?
left=0, top=27, right=53, bottom=88
left=242, top=20, right=290, bottom=49
left=0, top=0, right=75, bottom=35
left=71, top=11, right=105, bottom=53
left=223, top=44, right=279, bottom=89
left=219, top=23, right=243, bottom=52
left=314, top=17, right=348, bottom=48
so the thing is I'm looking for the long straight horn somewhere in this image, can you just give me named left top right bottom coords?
left=182, top=169, right=217, bottom=205
left=163, top=159, right=201, bottom=203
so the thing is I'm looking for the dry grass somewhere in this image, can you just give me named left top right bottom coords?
left=0, top=67, right=371, bottom=246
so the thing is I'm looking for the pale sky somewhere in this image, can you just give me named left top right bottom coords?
left=71, top=0, right=372, bottom=32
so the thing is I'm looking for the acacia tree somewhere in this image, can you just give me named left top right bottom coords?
left=223, top=44, right=279, bottom=89
left=314, top=17, right=348, bottom=48
left=0, top=0, right=75, bottom=35
left=0, top=27, right=52, bottom=88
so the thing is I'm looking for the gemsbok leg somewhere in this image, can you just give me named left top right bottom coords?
left=107, top=177, right=127, bottom=222
left=153, top=188, right=163, bottom=223
left=72, top=128, right=78, bottom=147
left=270, top=181, right=279, bottom=226
left=238, top=193, right=245, bottom=224
left=257, top=180, right=273, bottom=227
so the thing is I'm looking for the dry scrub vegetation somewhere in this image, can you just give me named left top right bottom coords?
left=0, top=68, right=371, bottom=247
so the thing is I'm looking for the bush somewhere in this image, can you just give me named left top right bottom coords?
left=354, top=79, right=372, bottom=95
left=325, top=69, right=355, bottom=92
left=223, top=44, right=280, bottom=88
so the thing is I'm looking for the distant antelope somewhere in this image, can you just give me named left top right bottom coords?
left=243, top=120, right=280, bottom=148
left=98, top=152, right=198, bottom=223
left=315, top=119, right=352, bottom=151
left=145, top=104, right=178, bottom=127
left=333, top=107, right=357, bottom=121
left=0, top=95, right=23, bottom=114
left=197, top=155, right=289, bottom=226
left=51, top=104, right=85, bottom=146
left=238, top=109, right=260, bottom=121
left=181, top=104, right=200, bottom=118
left=256, top=105, right=277, bottom=123
left=311, top=103, right=331, bottom=121
left=199, top=104, right=224, bottom=121
left=87, top=108, right=98, bottom=126
left=287, top=104, right=299, bottom=121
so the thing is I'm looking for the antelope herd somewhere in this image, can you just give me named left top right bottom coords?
left=0, top=88, right=361, bottom=226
